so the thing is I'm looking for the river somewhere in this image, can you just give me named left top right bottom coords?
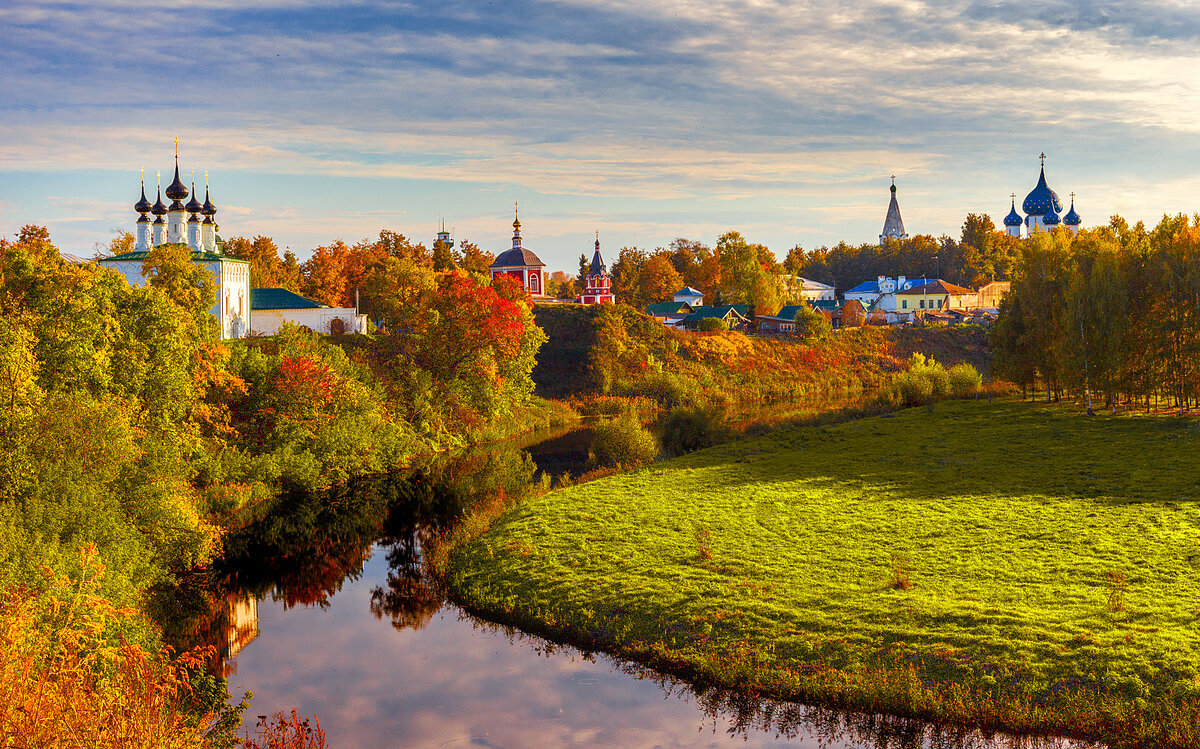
left=167, top=424, right=1102, bottom=749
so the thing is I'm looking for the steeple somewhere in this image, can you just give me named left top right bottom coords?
left=165, top=137, right=188, bottom=206
left=512, top=202, right=522, bottom=250
left=588, top=230, right=607, bottom=277
left=879, top=175, right=908, bottom=246
left=1063, top=192, right=1081, bottom=233
left=200, top=171, right=218, bottom=252
left=134, top=168, right=152, bottom=214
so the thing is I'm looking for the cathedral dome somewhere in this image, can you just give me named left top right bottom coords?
left=1003, top=200, right=1022, bottom=227
left=1043, top=208, right=1060, bottom=226
left=134, top=181, right=152, bottom=214
left=185, top=181, right=203, bottom=215
left=1022, top=166, right=1062, bottom=217
left=1063, top=200, right=1081, bottom=226
left=165, top=163, right=188, bottom=203
left=151, top=187, right=167, bottom=217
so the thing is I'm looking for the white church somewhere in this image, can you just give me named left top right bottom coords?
left=98, top=148, right=252, bottom=339
left=99, top=146, right=366, bottom=339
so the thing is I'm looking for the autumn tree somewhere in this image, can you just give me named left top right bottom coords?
left=455, top=241, right=494, bottom=276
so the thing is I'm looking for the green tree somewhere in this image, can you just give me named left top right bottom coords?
left=792, top=306, right=831, bottom=341
left=141, top=242, right=218, bottom=337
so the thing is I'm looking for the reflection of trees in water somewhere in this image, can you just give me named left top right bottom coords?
left=368, top=447, right=539, bottom=632
left=456, top=615, right=1100, bottom=749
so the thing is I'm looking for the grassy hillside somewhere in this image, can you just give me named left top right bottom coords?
left=447, top=400, right=1200, bottom=747
left=531, top=304, right=991, bottom=404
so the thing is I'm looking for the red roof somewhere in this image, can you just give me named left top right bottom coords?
left=900, top=279, right=974, bottom=296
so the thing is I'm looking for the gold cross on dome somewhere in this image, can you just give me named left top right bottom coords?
left=1039, top=152, right=1046, bottom=166
left=175, top=136, right=179, bottom=158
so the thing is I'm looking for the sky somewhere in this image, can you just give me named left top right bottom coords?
left=3, top=0, right=1200, bottom=271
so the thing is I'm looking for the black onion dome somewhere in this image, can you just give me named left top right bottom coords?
left=201, top=185, right=216, bottom=216
left=151, top=186, right=167, bottom=216
left=185, top=181, right=203, bottom=214
left=134, top=181, right=152, bottom=213
left=165, top=161, right=188, bottom=202
left=491, top=247, right=545, bottom=268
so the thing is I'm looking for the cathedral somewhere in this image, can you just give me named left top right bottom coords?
left=98, top=144, right=251, bottom=339
left=1004, top=154, right=1081, bottom=238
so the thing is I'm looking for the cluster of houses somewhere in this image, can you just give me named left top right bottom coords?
left=643, top=276, right=1010, bottom=334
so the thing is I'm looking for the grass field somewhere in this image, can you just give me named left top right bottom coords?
left=446, top=400, right=1200, bottom=748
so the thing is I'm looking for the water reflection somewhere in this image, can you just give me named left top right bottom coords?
left=162, top=429, right=1101, bottom=748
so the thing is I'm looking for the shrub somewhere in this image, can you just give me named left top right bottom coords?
left=697, top=317, right=728, bottom=332
left=889, top=552, right=913, bottom=590
left=617, top=370, right=698, bottom=409
left=589, top=411, right=659, bottom=468
left=1106, top=570, right=1128, bottom=613
left=660, top=407, right=733, bottom=457
left=948, top=363, right=983, bottom=396
left=792, top=306, right=831, bottom=341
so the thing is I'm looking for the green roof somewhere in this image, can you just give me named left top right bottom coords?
left=775, top=304, right=808, bottom=319
left=682, top=305, right=748, bottom=324
left=98, top=248, right=249, bottom=264
left=809, top=299, right=841, bottom=312
left=251, top=288, right=327, bottom=310
left=645, top=302, right=692, bottom=315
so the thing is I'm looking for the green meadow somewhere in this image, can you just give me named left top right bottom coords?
left=446, top=400, right=1200, bottom=748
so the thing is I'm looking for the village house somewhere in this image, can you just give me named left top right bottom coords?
left=680, top=305, right=750, bottom=330
left=786, top=277, right=836, bottom=302
left=894, top=279, right=977, bottom=314
left=673, top=286, right=706, bottom=307
left=975, top=281, right=1011, bottom=310
left=645, top=301, right=693, bottom=327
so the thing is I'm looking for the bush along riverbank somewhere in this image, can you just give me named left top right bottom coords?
left=444, top=400, right=1200, bottom=748
left=0, top=229, right=554, bottom=746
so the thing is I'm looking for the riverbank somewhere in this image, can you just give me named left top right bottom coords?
left=445, top=399, right=1200, bottom=749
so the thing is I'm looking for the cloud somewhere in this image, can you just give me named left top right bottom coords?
left=2, top=0, right=1200, bottom=260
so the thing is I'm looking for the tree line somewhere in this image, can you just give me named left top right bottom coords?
left=547, top=214, right=1024, bottom=313
left=992, top=214, right=1200, bottom=414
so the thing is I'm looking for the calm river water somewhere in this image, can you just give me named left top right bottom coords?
left=172, top=424, right=1102, bottom=749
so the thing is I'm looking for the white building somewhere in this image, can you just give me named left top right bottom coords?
left=98, top=147, right=251, bottom=339
left=250, top=288, right=367, bottom=336
left=673, top=286, right=706, bottom=306
left=844, top=275, right=915, bottom=310
left=789, top=277, right=836, bottom=302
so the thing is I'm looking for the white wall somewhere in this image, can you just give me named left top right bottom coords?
left=251, top=308, right=368, bottom=337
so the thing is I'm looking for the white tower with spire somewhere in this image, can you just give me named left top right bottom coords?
left=165, top=139, right=189, bottom=244
left=185, top=173, right=203, bottom=250
left=200, top=173, right=218, bottom=252
left=151, top=172, right=167, bottom=246
left=1003, top=193, right=1022, bottom=238
left=134, top=169, right=153, bottom=251
left=879, top=175, right=908, bottom=247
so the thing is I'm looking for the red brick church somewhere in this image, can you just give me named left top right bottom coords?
left=578, top=232, right=614, bottom=305
left=489, top=208, right=547, bottom=297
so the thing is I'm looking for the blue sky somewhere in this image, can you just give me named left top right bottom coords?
left=3, top=0, right=1200, bottom=271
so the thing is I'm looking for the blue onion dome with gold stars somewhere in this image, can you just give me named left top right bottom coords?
left=1022, top=165, right=1062, bottom=217
left=151, top=185, right=167, bottom=221
left=1004, top=199, right=1022, bottom=227
left=1043, top=208, right=1060, bottom=226
left=134, top=179, right=152, bottom=214
left=1063, top=199, right=1081, bottom=227
left=201, top=185, right=216, bottom=224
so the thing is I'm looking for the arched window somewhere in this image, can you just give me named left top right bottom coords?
left=529, top=272, right=540, bottom=294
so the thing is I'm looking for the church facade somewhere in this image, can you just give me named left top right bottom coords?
left=97, top=147, right=251, bottom=339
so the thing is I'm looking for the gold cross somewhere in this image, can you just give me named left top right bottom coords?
left=174, top=136, right=179, bottom=158
left=1039, top=152, right=1046, bottom=166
